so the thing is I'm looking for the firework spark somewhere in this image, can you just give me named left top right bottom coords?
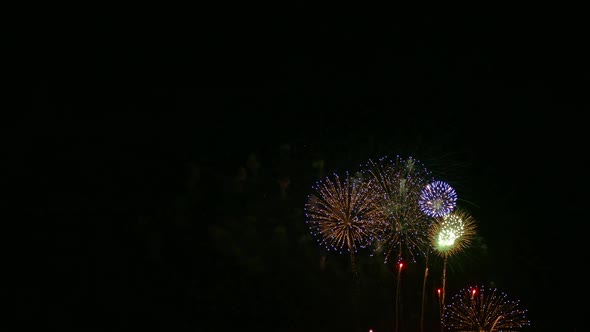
left=363, top=155, right=434, bottom=264
left=444, top=286, right=531, bottom=331
left=304, top=171, right=380, bottom=265
left=419, top=180, right=457, bottom=218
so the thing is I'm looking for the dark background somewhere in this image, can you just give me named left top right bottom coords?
left=22, top=6, right=587, bottom=332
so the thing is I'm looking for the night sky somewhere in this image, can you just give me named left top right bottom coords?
left=24, top=7, right=587, bottom=332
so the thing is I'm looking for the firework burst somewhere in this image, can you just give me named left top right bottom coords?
left=304, top=171, right=380, bottom=274
left=430, top=208, right=476, bottom=258
left=419, top=180, right=457, bottom=218
left=444, top=286, right=531, bottom=331
left=363, top=155, right=434, bottom=264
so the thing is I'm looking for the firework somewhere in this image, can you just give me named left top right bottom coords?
left=363, top=155, right=434, bottom=264
left=430, top=207, right=478, bottom=322
left=430, top=208, right=476, bottom=258
left=363, top=155, right=434, bottom=332
left=444, top=286, right=531, bottom=331
left=304, top=171, right=380, bottom=272
left=419, top=180, right=457, bottom=218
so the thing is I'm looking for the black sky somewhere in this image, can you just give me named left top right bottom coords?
left=23, top=6, right=588, bottom=332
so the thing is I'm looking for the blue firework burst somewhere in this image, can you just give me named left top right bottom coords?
left=418, top=180, right=457, bottom=217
